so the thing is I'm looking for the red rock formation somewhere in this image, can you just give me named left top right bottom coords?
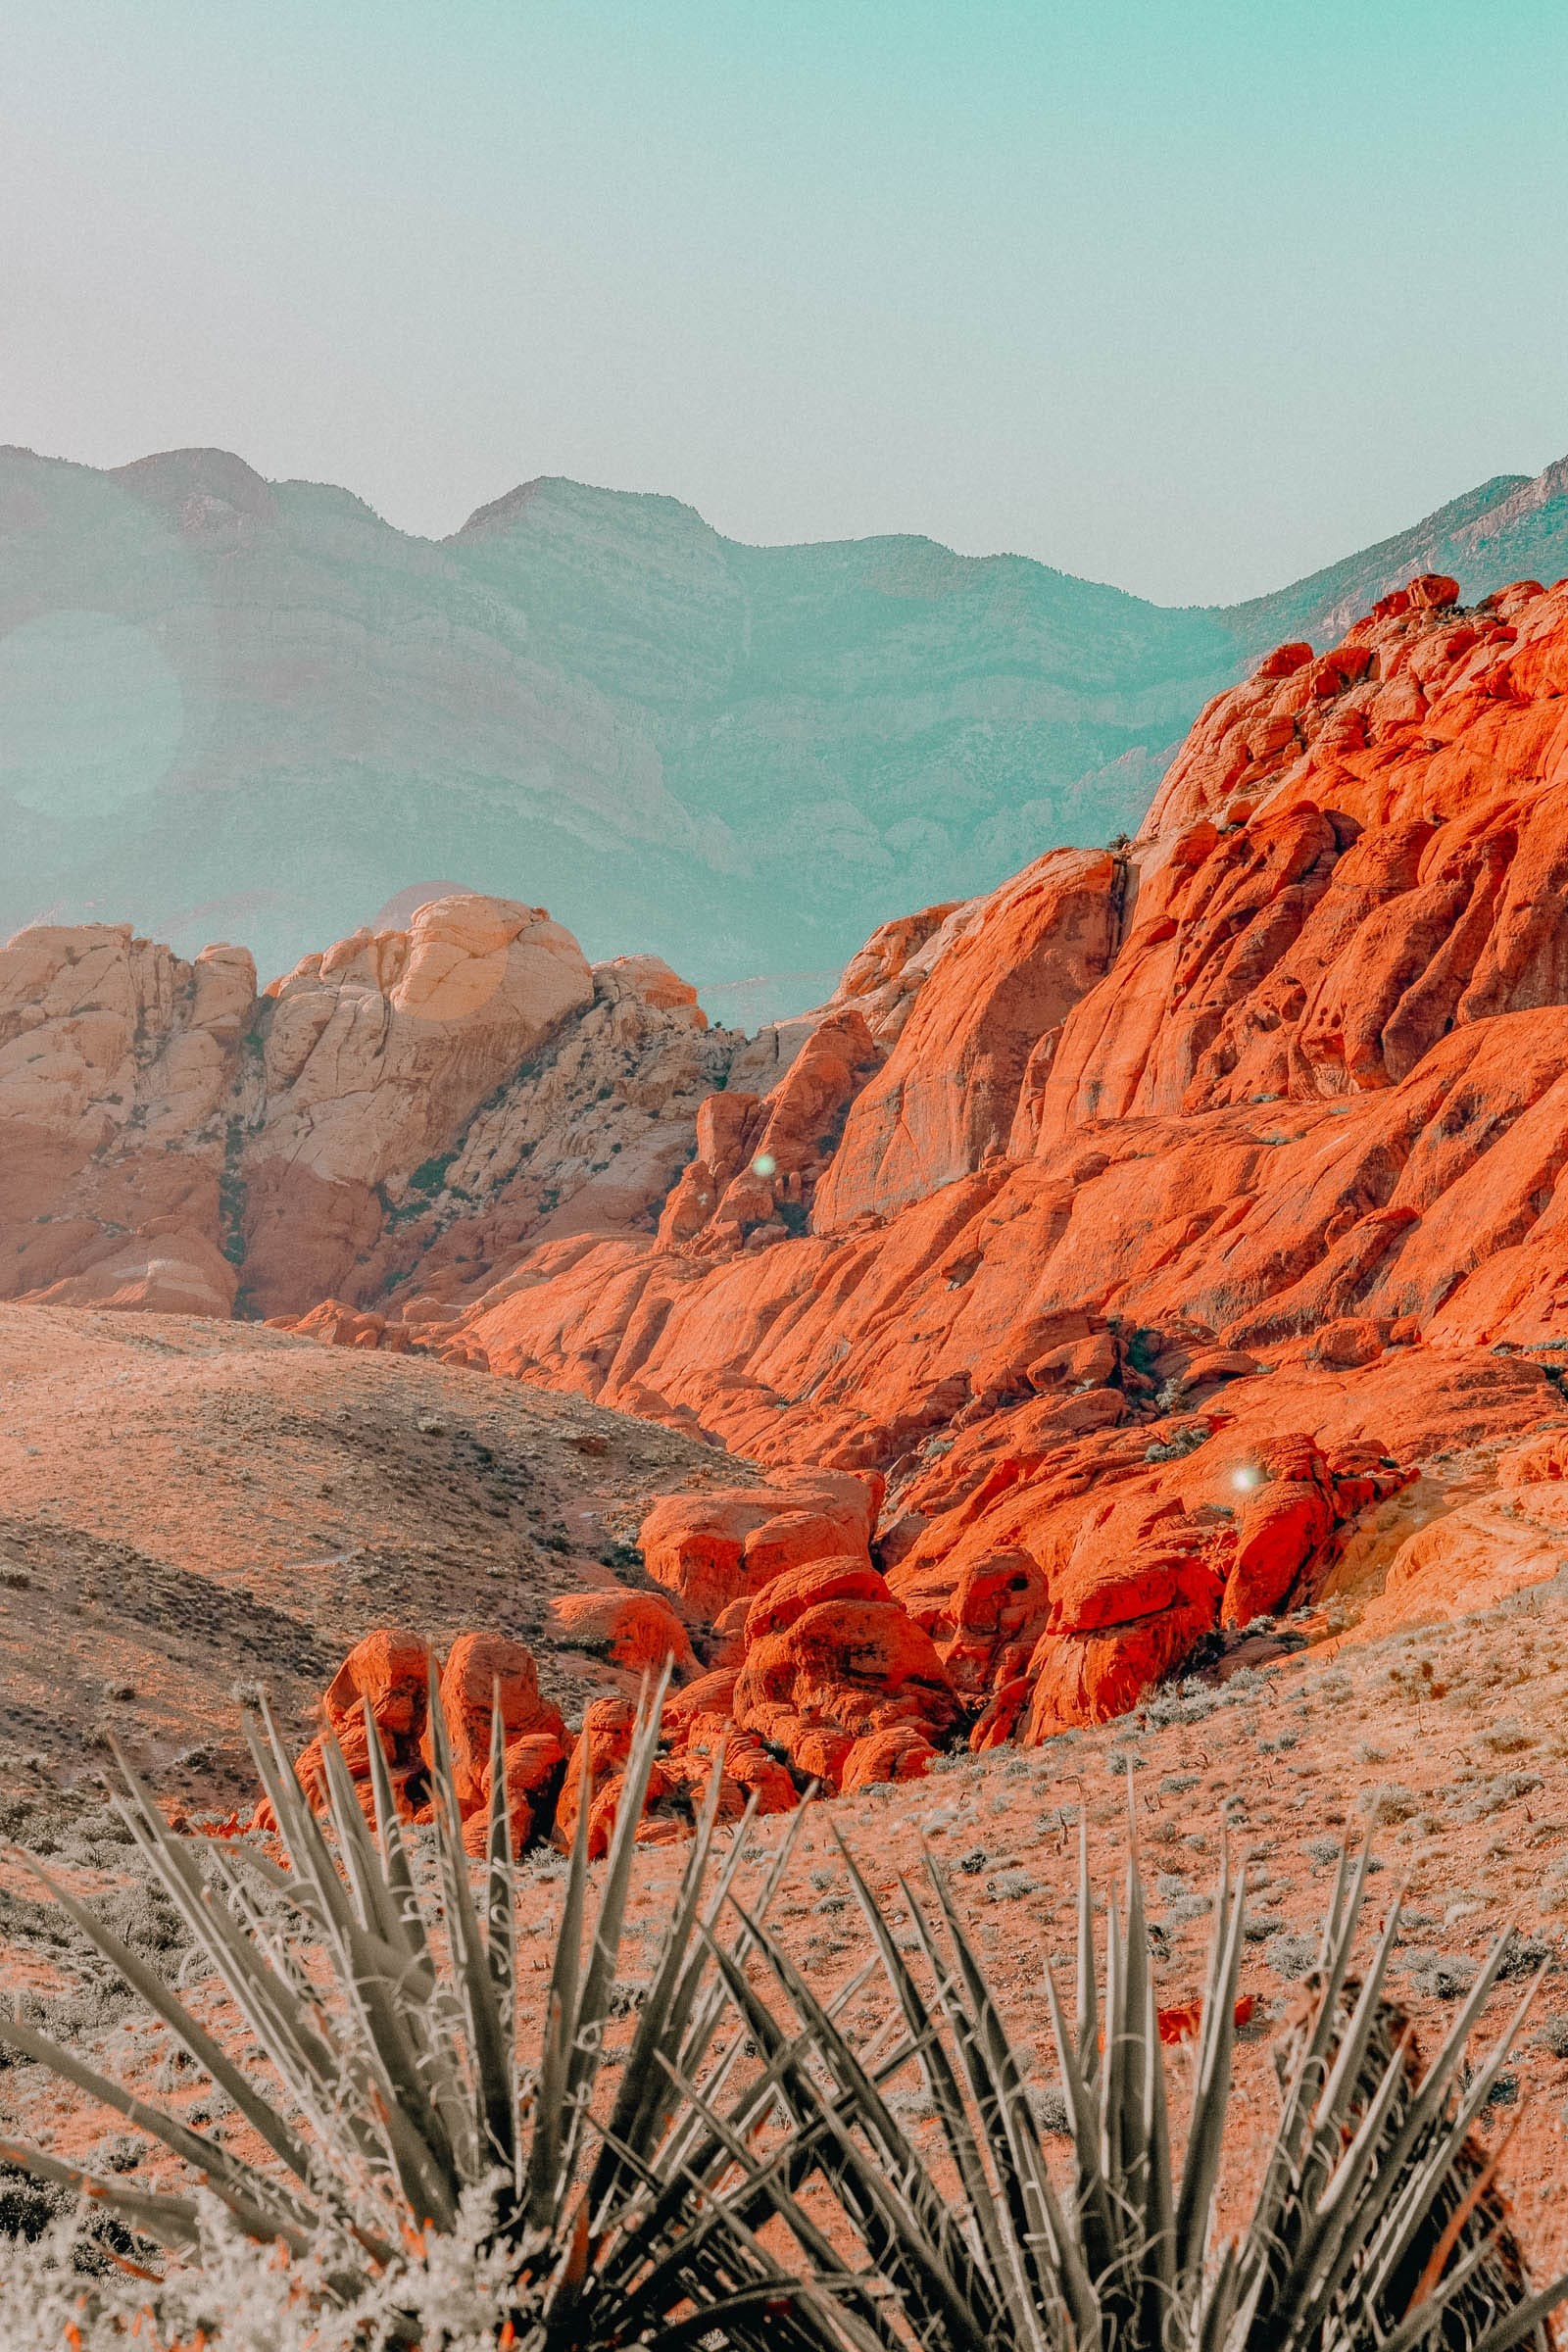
left=0, top=898, right=743, bottom=1321
left=825, top=901, right=963, bottom=1044
left=727, top=1551, right=959, bottom=1788
left=258, top=1626, right=566, bottom=1855
left=636, top=1473, right=883, bottom=1620
left=25, top=572, right=1568, bottom=1793
left=657, top=1007, right=880, bottom=1250
left=546, top=1589, right=698, bottom=1676
left=426, top=1631, right=566, bottom=1817
left=553, top=1683, right=799, bottom=1859
left=554, top=1693, right=640, bottom=1854
left=0, top=925, right=256, bottom=1315
left=814, top=847, right=1119, bottom=1226
left=421, top=575, right=1568, bottom=1751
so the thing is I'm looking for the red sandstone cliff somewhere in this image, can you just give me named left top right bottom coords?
left=420, top=570, right=1568, bottom=1768
left=0, top=898, right=758, bottom=1321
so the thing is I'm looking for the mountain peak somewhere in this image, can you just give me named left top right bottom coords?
left=108, top=447, right=278, bottom=530
left=451, top=473, right=714, bottom=545
left=6, top=442, right=1568, bottom=992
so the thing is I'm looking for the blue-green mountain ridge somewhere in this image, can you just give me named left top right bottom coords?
left=2, top=442, right=1565, bottom=1010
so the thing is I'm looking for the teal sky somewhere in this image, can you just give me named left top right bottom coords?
left=4, top=0, right=1566, bottom=603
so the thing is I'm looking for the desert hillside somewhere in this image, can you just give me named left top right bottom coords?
left=0, top=1304, right=740, bottom=1801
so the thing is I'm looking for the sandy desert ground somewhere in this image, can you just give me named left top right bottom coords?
left=0, top=1303, right=743, bottom=1802
left=4, top=1529, right=1568, bottom=2272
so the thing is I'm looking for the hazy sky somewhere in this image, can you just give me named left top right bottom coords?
left=4, top=0, right=1566, bottom=605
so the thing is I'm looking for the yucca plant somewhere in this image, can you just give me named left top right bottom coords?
left=0, top=1687, right=1563, bottom=2352
left=0, top=1672, right=873, bottom=2349
left=717, top=1821, right=1567, bottom=2352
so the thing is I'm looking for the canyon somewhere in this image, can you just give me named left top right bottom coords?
left=7, top=565, right=1568, bottom=1841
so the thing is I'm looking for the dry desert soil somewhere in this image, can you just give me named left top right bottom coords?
left=0, top=1302, right=743, bottom=1799
left=4, top=1304, right=1568, bottom=2282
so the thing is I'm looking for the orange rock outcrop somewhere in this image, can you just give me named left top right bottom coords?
left=257, top=1626, right=569, bottom=1855
left=422, top=572, right=1568, bottom=1755
left=0, top=897, right=740, bottom=1322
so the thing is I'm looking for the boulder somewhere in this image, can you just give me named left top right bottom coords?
left=465, top=1733, right=569, bottom=1857
left=555, top=1694, right=638, bottom=1854
left=1307, top=1318, right=1387, bottom=1370
left=323, top=1626, right=430, bottom=1739
left=637, top=1473, right=881, bottom=1621
left=426, top=1631, right=565, bottom=1812
left=732, top=1592, right=959, bottom=1788
left=257, top=1627, right=566, bottom=1855
left=546, top=1590, right=698, bottom=1676
left=741, top=1556, right=891, bottom=1645
left=840, top=1726, right=937, bottom=1790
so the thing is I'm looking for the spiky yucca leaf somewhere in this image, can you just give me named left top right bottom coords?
left=1, top=1690, right=1564, bottom=2352
left=724, top=1813, right=1564, bottom=2352
left=0, top=1679, right=868, bottom=2351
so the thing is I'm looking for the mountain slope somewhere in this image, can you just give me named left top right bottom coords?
left=1224, top=461, right=1568, bottom=647
left=2, top=444, right=1565, bottom=995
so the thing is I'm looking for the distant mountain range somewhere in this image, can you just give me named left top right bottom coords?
left=2, top=442, right=1565, bottom=1008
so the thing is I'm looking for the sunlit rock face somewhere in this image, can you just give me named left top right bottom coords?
left=0, top=894, right=739, bottom=1320
left=420, top=573, right=1568, bottom=1741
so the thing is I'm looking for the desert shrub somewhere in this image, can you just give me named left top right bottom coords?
left=1362, top=1783, right=1422, bottom=1827
left=0, top=1711, right=1562, bottom=2350
left=0, top=2161, right=58, bottom=2243
left=1460, top=1772, right=1544, bottom=1822
left=1498, top=1931, right=1556, bottom=1981
left=1265, top=1928, right=1321, bottom=1981
left=1144, top=1424, right=1211, bottom=1463
left=1030, top=2081, right=1072, bottom=2137
left=1408, top=1949, right=1482, bottom=2002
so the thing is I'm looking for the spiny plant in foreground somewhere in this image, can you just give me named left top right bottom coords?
left=0, top=1686, right=1561, bottom=2352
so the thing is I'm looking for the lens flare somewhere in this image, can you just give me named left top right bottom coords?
left=0, top=611, right=184, bottom=819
